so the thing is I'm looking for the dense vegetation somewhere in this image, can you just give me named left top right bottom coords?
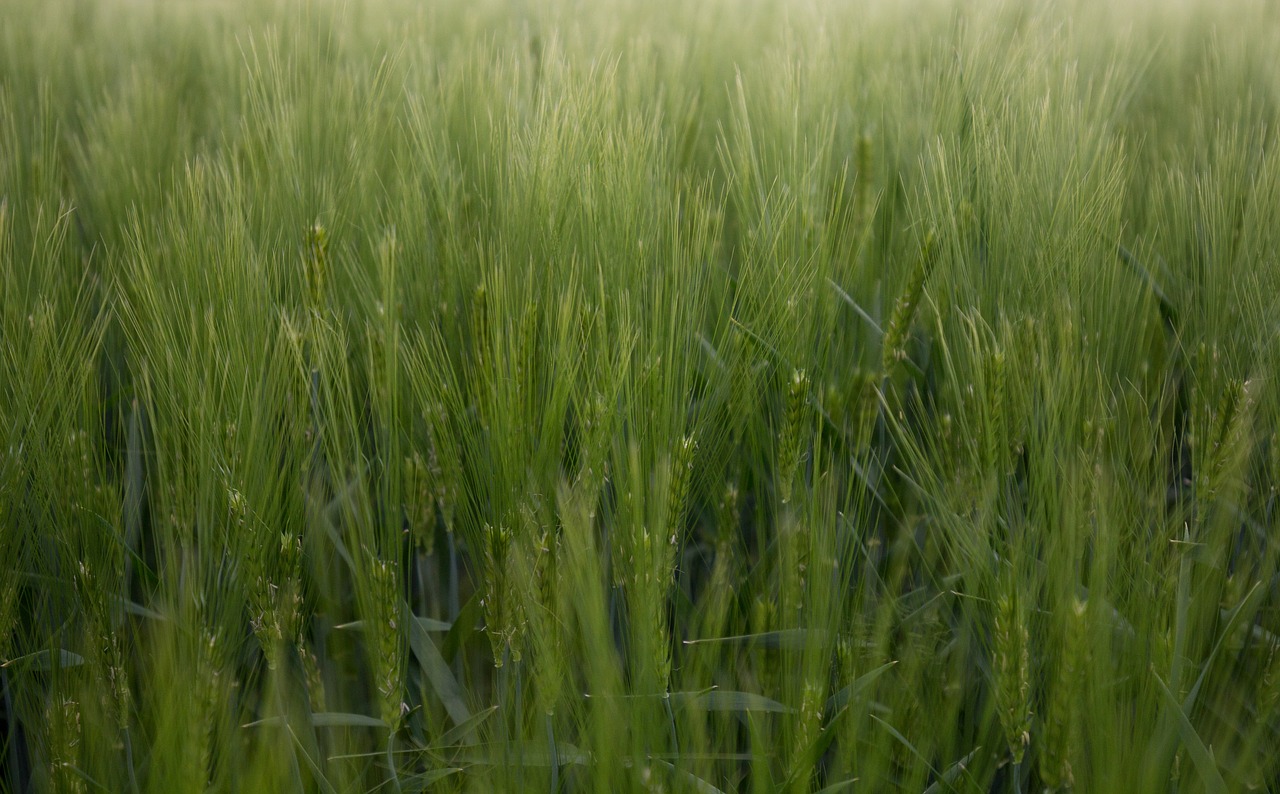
left=4, top=0, right=1280, bottom=790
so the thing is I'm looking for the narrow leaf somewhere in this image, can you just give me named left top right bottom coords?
left=922, top=748, right=979, bottom=794
left=2, top=648, right=85, bottom=670
left=825, top=661, right=896, bottom=713
left=690, top=690, right=794, bottom=714
left=408, top=600, right=472, bottom=727
left=683, top=629, right=831, bottom=650
left=428, top=706, right=498, bottom=750
left=653, top=759, right=727, bottom=794
left=1154, top=673, right=1227, bottom=794
left=243, top=712, right=387, bottom=729
left=401, top=767, right=465, bottom=792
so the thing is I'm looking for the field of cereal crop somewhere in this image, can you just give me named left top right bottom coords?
left=4, top=0, right=1280, bottom=790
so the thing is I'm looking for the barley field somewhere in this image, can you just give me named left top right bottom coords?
left=3, top=0, right=1280, bottom=791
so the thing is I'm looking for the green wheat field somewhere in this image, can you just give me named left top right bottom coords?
left=3, top=0, right=1280, bottom=790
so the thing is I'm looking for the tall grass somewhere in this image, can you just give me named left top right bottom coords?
left=3, top=0, right=1280, bottom=790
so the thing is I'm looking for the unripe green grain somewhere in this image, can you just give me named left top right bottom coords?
left=1198, top=377, right=1252, bottom=504
left=1040, top=597, right=1088, bottom=790
left=787, top=678, right=825, bottom=792
left=195, top=625, right=223, bottom=784
left=993, top=583, right=1032, bottom=766
left=666, top=434, right=696, bottom=542
left=279, top=531, right=303, bottom=639
left=75, top=560, right=130, bottom=730
left=527, top=527, right=565, bottom=715
left=404, top=450, right=436, bottom=554
left=629, top=523, right=675, bottom=692
left=302, top=222, right=328, bottom=317
left=235, top=487, right=306, bottom=672
left=778, top=369, right=809, bottom=503
left=367, top=555, right=405, bottom=733
left=881, top=231, right=937, bottom=375
left=299, top=640, right=327, bottom=713
left=47, top=696, right=85, bottom=794
left=424, top=403, right=461, bottom=536
left=482, top=523, right=524, bottom=668
left=696, top=482, right=743, bottom=644
left=853, top=369, right=879, bottom=447
left=102, top=630, right=130, bottom=733
left=716, top=481, right=740, bottom=549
